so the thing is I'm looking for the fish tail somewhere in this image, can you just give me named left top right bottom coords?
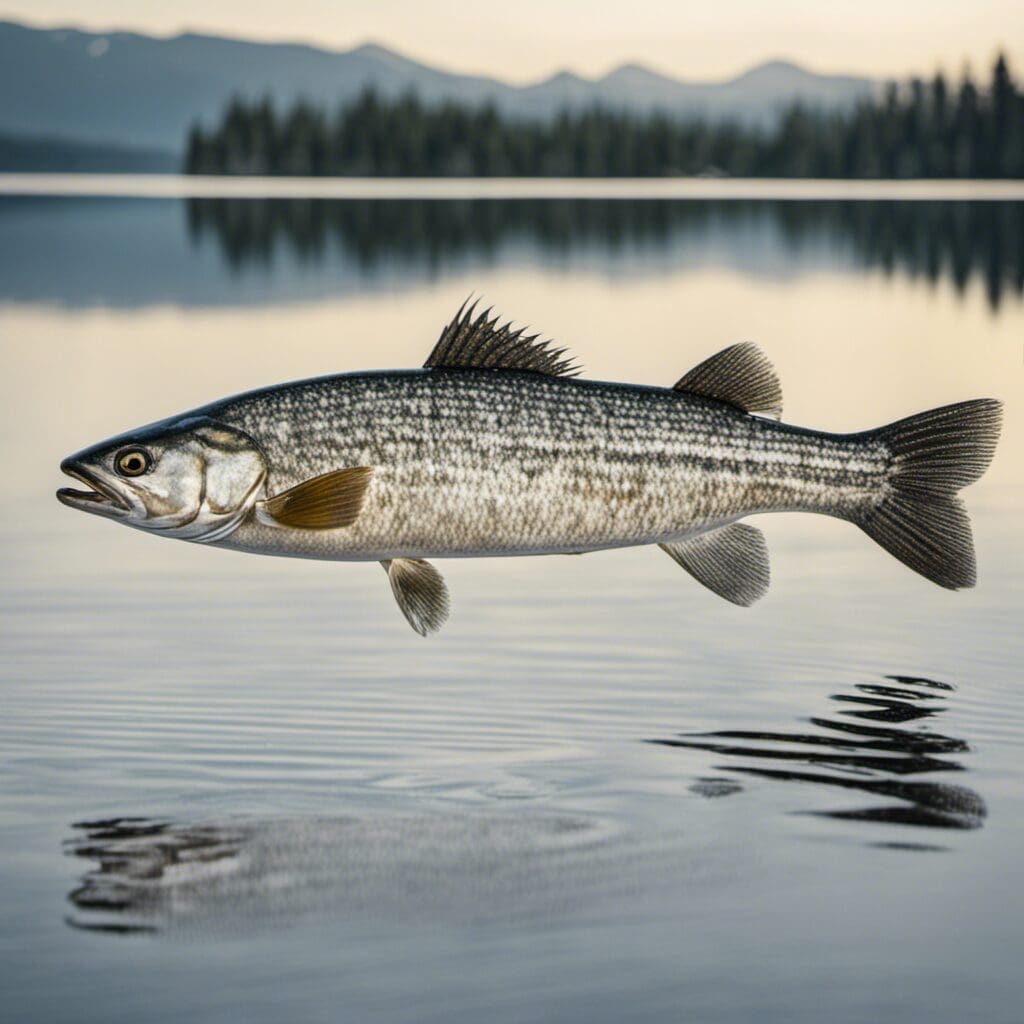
left=854, top=399, right=1002, bottom=589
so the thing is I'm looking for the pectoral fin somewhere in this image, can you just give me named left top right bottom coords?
left=382, top=558, right=450, bottom=636
left=256, top=467, right=373, bottom=530
left=660, top=524, right=770, bottom=606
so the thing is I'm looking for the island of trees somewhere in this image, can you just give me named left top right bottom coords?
left=185, top=56, right=1022, bottom=178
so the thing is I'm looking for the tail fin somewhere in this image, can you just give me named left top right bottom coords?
left=857, top=399, right=1002, bottom=589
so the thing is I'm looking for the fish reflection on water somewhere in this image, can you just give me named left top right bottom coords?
left=64, top=675, right=984, bottom=936
left=652, top=675, right=986, bottom=839
left=64, top=813, right=614, bottom=935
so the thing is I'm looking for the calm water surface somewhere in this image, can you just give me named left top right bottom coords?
left=1, top=185, right=1023, bottom=1023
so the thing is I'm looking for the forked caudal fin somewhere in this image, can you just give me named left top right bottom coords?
left=857, top=399, right=1002, bottom=589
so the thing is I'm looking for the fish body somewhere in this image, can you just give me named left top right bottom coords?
left=58, top=301, right=1002, bottom=634
left=206, top=369, right=885, bottom=561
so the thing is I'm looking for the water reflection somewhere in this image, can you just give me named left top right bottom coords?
left=651, top=675, right=986, bottom=837
left=186, top=198, right=1024, bottom=310
left=64, top=812, right=610, bottom=936
left=65, top=818, right=245, bottom=934
left=3, top=196, right=1020, bottom=310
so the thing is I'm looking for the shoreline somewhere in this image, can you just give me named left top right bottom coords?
left=2, top=174, right=1024, bottom=201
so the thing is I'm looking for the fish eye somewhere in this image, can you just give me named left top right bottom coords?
left=114, top=447, right=153, bottom=477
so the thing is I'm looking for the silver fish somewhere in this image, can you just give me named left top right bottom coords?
left=58, top=300, right=1002, bottom=635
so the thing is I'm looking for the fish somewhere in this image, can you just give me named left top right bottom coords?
left=57, top=300, right=1002, bottom=635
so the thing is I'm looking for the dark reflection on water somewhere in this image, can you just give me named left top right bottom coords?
left=3, top=195, right=1021, bottom=310
left=64, top=675, right=985, bottom=936
left=64, top=812, right=611, bottom=936
left=65, top=818, right=245, bottom=934
left=651, top=675, right=986, bottom=837
left=186, top=198, right=1024, bottom=310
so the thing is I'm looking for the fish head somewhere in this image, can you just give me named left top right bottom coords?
left=57, top=417, right=267, bottom=542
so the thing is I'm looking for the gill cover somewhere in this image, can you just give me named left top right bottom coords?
left=59, top=416, right=266, bottom=543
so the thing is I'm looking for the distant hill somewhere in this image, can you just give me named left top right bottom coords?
left=0, top=132, right=177, bottom=173
left=0, top=19, right=875, bottom=157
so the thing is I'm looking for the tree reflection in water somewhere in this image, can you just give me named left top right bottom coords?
left=185, top=199, right=1024, bottom=311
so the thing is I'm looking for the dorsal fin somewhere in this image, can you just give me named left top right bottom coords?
left=674, top=342, right=782, bottom=420
left=424, top=298, right=580, bottom=377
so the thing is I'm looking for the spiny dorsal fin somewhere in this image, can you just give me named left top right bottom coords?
left=424, top=298, right=580, bottom=377
left=660, top=523, right=770, bottom=606
left=382, top=558, right=450, bottom=636
left=674, top=342, right=782, bottom=420
left=256, top=467, right=373, bottom=530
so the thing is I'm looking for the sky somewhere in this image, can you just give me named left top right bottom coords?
left=3, top=0, right=1021, bottom=84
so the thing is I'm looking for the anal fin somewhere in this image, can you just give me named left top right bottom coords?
left=382, top=558, right=450, bottom=636
left=660, top=523, right=770, bottom=606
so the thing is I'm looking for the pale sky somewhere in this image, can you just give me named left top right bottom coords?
left=3, top=0, right=1021, bottom=84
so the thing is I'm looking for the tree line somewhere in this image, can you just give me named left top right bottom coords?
left=185, top=55, right=1023, bottom=178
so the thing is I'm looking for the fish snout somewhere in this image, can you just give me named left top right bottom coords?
left=56, top=457, right=132, bottom=517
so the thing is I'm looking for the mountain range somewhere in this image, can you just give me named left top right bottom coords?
left=0, top=19, right=876, bottom=160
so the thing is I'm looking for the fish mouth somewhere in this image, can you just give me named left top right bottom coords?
left=57, top=461, right=131, bottom=517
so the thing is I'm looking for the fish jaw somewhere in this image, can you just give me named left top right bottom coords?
left=56, top=458, right=136, bottom=521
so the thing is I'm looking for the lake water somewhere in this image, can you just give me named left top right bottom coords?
left=1, top=182, right=1023, bottom=1023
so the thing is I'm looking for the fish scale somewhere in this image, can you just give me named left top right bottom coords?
left=210, top=370, right=887, bottom=561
